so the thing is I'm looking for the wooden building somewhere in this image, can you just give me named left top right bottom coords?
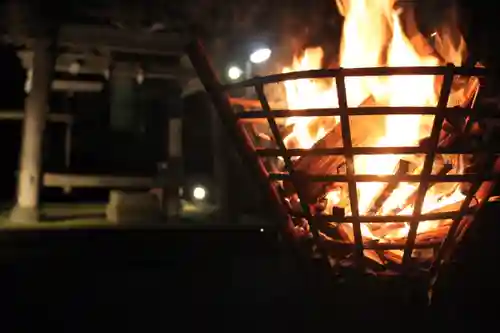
left=1, top=1, right=210, bottom=223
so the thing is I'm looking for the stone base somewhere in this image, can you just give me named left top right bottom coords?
left=9, top=205, right=40, bottom=224
left=106, top=190, right=162, bottom=224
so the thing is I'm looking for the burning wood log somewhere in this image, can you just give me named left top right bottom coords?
left=410, top=248, right=434, bottom=262
left=391, top=163, right=453, bottom=215
left=279, top=67, right=480, bottom=210
left=459, top=153, right=496, bottom=196
left=372, top=199, right=473, bottom=240
left=427, top=201, right=464, bottom=214
left=372, top=223, right=406, bottom=239
left=450, top=72, right=481, bottom=108
left=419, top=73, right=481, bottom=150
left=282, top=114, right=385, bottom=203
left=383, top=250, right=403, bottom=265
left=367, top=159, right=411, bottom=215
left=251, top=123, right=294, bottom=148
left=415, top=223, right=452, bottom=242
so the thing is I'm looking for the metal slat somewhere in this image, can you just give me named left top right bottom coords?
left=235, top=106, right=500, bottom=120
left=402, top=64, right=455, bottom=266
left=254, top=83, right=324, bottom=248
left=221, top=60, right=497, bottom=277
left=225, top=66, right=487, bottom=90
left=335, top=73, right=364, bottom=265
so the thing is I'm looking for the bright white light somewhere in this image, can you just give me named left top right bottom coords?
left=260, top=228, right=264, bottom=233
left=192, top=186, right=207, bottom=200
left=227, top=66, right=243, bottom=80
left=249, top=48, right=272, bottom=64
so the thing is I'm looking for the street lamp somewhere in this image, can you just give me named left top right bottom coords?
left=227, top=47, right=272, bottom=98
left=227, top=47, right=272, bottom=82
left=246, top=47, right=272, bottom=79
left=244, top=47, right=272, bottom=97
left=249, top=48, right=272, bottom=64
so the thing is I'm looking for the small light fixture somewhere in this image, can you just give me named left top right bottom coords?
left=227, top=66, right=243, bottom=81
left=192, top=185, right=207, bottom=201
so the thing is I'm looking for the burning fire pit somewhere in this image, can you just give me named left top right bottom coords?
left=187, top=1, right=500, bottom=282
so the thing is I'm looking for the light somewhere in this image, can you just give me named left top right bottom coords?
left=192, top=186, right=207, bottom=201
left=136, top=68, right=145, bottom=85
left=69, top=61, right=81, bottom=75
left=249, top=48, right=272, bottom=64
left=227, top=66, right=243, bottom=80
left=260, top=228, right=264, bottom=233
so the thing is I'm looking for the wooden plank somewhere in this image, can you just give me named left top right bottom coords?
left=43, top=173, right=154, bottom=188
left=56, top=24, right=187, bottom=56
left=18, top=50, right=195, bottom=80
left=52, top=80, right=104, bottom=92
left=0, top=110, right=73, bottom=123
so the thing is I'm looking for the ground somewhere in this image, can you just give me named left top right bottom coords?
left=0, top=200, right=218, bottom=228
left=0, top=202, right=498, bottom=329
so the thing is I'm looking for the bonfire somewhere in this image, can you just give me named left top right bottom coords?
left=250, top=0, right=484, bottom=267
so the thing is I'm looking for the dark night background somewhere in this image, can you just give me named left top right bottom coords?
left=0, top=0, right=499, bottom=330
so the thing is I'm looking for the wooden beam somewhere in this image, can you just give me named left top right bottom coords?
left=56, top=24, right=187, bottom=56
left=18, top=50, right=110, bottom=74
left=52, top=80, right=104, bottom=92
left=43, top=173, right=154, bottom=188
left=112, top=62, right=196, bottom=80
left=0, top=110, right=73, bottom=123
left=18, top=50, right=196, bottom=80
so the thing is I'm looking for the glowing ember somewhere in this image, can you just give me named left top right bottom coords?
left=280, top=0, right=472, bottom=260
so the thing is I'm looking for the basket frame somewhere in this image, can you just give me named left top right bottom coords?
left=186, top=40, right=500, bottom=278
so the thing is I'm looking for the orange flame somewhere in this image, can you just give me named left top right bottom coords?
left=282, top=0, right=468, bottom=245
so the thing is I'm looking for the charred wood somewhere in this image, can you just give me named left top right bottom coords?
left=391, top=163, right=453, bottom=215
left=282, top=114, right=385, bottom=203
left=367, top=159, right=411, bottom=215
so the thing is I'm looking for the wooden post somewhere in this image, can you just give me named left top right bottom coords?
left=210, top=98, right=229, bottom=223
left=164, top=92, right=183, bottom=222
left=10, top=38, right=55, bottom=223
left=109, top=66, right=136, bottom=132
left=64, top=122, right=72, bottom=169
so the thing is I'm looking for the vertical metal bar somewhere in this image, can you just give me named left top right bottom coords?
left=429, top=182, right=481, bottom=278
left=430, top=157, right=500, bottom=278
left=255, top=83, right=321, bottom=242
left=335, top=73, right=364, bottom=265
left=403, top=64, right=455, bottom=265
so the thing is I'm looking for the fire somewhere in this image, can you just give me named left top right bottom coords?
left=281, top=0, right=469, bottom=253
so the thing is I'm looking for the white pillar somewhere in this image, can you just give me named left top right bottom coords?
left=10, top=38, right=55, bottom=223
